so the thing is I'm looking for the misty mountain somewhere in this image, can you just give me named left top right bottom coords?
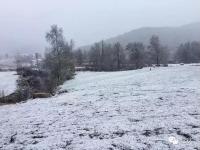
left=83, top=22, right=200, bottom=53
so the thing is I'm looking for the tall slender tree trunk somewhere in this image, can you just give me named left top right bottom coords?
left=117, top=49, right=120, bottom=70
left=100, top=41, right=104, bottom=71
left=156, top=55, right=159, bottom=66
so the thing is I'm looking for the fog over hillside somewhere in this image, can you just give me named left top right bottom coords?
left=82, top=22, right=200, bottom=53
left=1, top=22, right=200, bottom=55
left=108, top=22, right=200, bottom=50
left=0, top=0, right=200, bottom=54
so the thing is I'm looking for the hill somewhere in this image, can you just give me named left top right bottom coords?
left=82, top=22, right=200, bottom=53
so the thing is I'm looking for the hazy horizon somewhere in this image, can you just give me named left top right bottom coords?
left=0, top=0, right=200, bottom=54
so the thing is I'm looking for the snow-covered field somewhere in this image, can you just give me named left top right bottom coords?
left=0, top=71, right=18, bottom=96
left=0, top=57, right=16, bottom=70
left=0, top=65, right=200, bottom=150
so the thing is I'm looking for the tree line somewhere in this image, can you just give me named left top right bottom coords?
left=175, top=41, right=200, bottom=64
left=74, top=37, right=200, bottom=71
left=74, top=35, right=169, bottom=71
left=1, top=24, right=200, bottom=104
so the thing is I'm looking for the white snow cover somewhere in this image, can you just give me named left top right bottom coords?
left=0, top=65, right=200, bottom=150
left=0, top=57, right=16, bottom=70
left=0, top=71, right=18, bottom=96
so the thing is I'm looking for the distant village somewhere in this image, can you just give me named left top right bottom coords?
left=0, top=53, right=42, bottom=71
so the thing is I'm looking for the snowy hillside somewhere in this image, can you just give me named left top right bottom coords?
left=0, top=65, right=200, bottom=149
left=0, top=71, right=18, bottom=96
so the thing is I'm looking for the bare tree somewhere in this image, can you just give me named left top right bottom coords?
left=75, top=49, right=83, bottom=66
left=35, top=53, right=41, bottom=69
left=113, top=42, right=123, bottom=70
left=100, top=40, right=105, bottom=71
left=126, top=42, right=145, bottom=69
left=175, top=41, right=200, bottom=63
left=148, top=35, right=161, bottom=66
left=89, top=43, right=101, bottom=70
left=44, top=25, right=75, bottom=86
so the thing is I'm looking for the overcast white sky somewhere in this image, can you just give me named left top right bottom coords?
left=0, top=0, right=200, bottom=53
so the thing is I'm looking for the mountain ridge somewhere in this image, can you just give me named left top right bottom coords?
left=81, top=22, right=200, bottom=52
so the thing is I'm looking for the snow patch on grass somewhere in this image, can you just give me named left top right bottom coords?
left=0, top=71, right=18, bottom=96
left=0, top=65, right=200, bottom=149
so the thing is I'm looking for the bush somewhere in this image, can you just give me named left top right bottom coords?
left=0, top=90, right=22, bottom=104
left=15, top=67, right=54, bottom=101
